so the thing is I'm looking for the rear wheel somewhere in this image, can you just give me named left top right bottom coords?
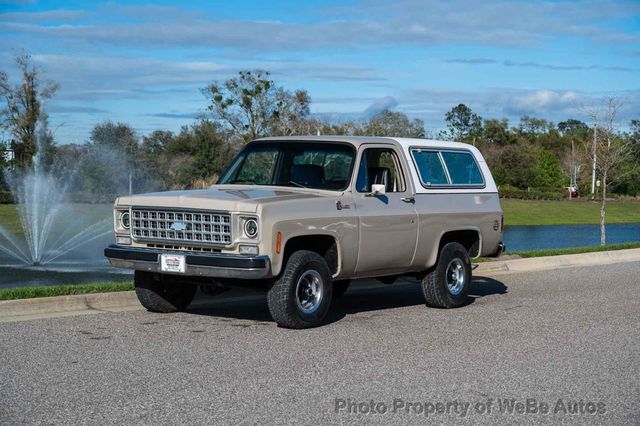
left=267, top=250, right=333, bottom=328
left=421, top=242, right=471, bottom=308
left=134, top=271, right=197, bottom=313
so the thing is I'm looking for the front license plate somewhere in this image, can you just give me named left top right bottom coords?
left=160, top=254, right=186, bottom=273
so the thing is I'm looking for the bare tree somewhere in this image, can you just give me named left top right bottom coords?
left=587, top=97, right=635, bottom=245
left=202, top=70, right=311, bottom=142
left=0, top=51, right=58, bottom=167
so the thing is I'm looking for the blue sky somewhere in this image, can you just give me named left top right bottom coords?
left=1, top=0, right=639, bottom=144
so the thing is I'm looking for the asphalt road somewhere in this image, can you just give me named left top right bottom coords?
left=1, top=262, right=639, bottom=425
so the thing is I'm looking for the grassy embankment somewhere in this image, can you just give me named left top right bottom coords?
left=500, top=199, right=640, bottom=226
left=0, top=282, right=133, bottom=301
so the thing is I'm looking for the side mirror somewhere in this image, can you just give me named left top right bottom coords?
left=370, top=184, right=386, bottom=196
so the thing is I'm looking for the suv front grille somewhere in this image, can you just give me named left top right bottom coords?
left=131, top=208, right=232, bottom=246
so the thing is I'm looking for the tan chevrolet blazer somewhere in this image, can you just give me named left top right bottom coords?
left=105, top=136, right=504, bottom=328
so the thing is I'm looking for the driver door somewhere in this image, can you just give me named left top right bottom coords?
left=353, top=145, right=418, bottom=275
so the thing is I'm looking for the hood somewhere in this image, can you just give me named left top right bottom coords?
left=116, top=185, right=331, bottom=213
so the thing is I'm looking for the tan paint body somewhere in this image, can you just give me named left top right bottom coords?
left=113, top=136, right=503, bottom=279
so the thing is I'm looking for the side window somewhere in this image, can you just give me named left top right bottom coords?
left=441, top=151, right=484, bottom=185
left=356, top=148, right=405, bottom=193
left=411, top=150, right=448, bottom=186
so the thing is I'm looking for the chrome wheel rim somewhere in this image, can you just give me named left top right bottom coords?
left=446, top=259, right=465, bottom=296
left=295, top=269, right=323, bottom=314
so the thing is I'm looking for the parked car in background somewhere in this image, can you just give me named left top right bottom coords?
left=105, top=136, right=505, bottom=328
left=566, top=186, right=580, bottom=198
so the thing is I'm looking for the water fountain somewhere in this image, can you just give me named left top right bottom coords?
left=0, top=124, right=132, bottom=288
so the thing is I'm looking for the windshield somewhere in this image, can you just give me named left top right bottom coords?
left=219, top=141, right=356, bottom=191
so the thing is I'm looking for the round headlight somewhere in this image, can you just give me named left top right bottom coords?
left=244, top=219, right=258, bottom=239
left=120, top=211, right=130, bottom=229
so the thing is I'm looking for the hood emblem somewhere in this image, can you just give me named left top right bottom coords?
left=170, top=222, right=187, bottom=231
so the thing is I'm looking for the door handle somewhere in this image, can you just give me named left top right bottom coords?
left=401, top=197, right=415, bottom=203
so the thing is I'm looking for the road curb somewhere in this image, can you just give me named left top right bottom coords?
left=0, top=291, right=141, bottom=323
left=0, top=288, right=267, bottom=323
left=476, top=248, right=640, bottom=275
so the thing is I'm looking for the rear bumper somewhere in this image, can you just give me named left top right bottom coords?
left=491, top=242, right=506, bottom=257
left=104, top=244, right=271, bottom=279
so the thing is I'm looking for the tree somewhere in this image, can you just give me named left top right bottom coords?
left=166, top=120, right=233, bottom=188
left=496, top=144, right=538, bottom=188
left=481, top=119, right=515, bottom=145
left=587, top=98, right=637, bottom=245
left=89, top=121, right=139, bottom=157
left=269, top=89, right=312, bottom=136
left=202, top=70, right=311, bottom=142
left=0, top=52, right=58, bottom=167
left=442, top=104, right=482, bottom=142
left=532, top=149, right=565, bottom=188
left=558, top=119, right=588, bottom=135
left=365, top=110, right=425, bottom=137
left=80, top=122, right=141, bottom=198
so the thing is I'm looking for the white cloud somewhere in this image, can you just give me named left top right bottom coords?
left=505, top=90, right=578, bottom=116
left=1, top=0, right=637, bottom=51
left=362, top=96, right=399, bottom=117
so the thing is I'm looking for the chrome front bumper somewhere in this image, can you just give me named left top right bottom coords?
left=104, top=245, right=271, bottom=279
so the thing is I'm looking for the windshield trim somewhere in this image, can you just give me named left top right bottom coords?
left=218, top=140, right=357, bottom=192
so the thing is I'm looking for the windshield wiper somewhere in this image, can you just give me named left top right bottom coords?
left=288, top=181, right=308, bottom=189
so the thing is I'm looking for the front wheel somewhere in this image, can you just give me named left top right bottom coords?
left=267, top=250, right=333, bottom=328
left=134, top=271, right=197, bottom=313
left=421, top=242, right=471, bottom=308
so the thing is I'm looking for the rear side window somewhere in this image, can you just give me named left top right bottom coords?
left=441, top=151, right=484, bottom=185
left=411, top=151, right=448, bottom=186
left=411, top=148, right=484, bottom=187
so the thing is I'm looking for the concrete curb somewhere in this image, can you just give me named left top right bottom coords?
left=2, top=248, right=639, bottom=323
left=0, top=288, right=267, bottom=323
left=476, top=248, right=640, bottom=275
left=0, top=291, right=141, bottom=323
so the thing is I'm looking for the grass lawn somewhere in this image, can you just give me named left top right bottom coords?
left=0, top=281, right=133, bottom=301
left=501, top=199, right=640, bottom=226
left=510, top=241, right=640, bottom=257
left=0, top=203, right=112, bottom=236
left=0, top=204, right=22, bottom=235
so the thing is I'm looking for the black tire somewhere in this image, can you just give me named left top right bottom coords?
left=421, top=242, right=471, bottom=308
left=332, top=279, right=351, bottom=298
left=134, top=271, right=197, bottom=313
left=267, top=250, right=333, bottom=329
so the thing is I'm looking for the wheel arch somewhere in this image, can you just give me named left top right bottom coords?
left=426, top=227, right=482, bottom=269
left=279, top=233, right=341, bottom=278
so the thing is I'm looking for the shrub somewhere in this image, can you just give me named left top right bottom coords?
left=0, top=191, right=14, bottom=204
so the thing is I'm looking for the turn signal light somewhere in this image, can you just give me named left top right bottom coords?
left=276, top=232, right=282, bottom=254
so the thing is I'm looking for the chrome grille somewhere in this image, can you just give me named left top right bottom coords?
left=131, top=208, right=232, bottom=245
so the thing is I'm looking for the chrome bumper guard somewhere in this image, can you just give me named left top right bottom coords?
left=104, top=244, right=271, bottom=279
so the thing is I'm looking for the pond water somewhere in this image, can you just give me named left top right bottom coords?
left=503, top=223, right=640, bottom=251
left=0, top=261, right=132, bottom=289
